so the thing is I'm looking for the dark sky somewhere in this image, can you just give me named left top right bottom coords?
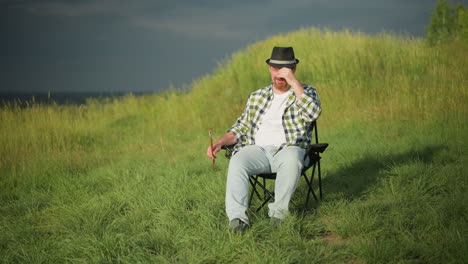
left=1, top=0, right=466, bottom=93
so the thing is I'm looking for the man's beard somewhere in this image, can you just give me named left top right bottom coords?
left=273, top=78, right=289, bottom=90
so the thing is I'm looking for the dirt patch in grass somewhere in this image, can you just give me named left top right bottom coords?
left=321, top=232, right=349, bottom=244
left=321, top=232, right=360, bottom=264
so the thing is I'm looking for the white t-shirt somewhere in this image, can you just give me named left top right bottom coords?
left=254, top=92, right=289, bottom=147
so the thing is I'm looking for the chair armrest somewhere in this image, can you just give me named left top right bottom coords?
left=303, top=143, right=328, bottom=169
left=307, top=143, right=328, bottom=154
left=222, top=144, right=236, bottom=159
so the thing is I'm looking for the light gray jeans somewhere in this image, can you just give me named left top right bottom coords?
left=225, top=145, right=306, bottom=225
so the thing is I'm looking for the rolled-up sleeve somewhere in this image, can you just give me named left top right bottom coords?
left=296, top=87, right=321, bottom=122
left=227, top=95, right=251, bottom=140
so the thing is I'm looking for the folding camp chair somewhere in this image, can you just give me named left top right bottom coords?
left=223, top=121, right=328, bottom=212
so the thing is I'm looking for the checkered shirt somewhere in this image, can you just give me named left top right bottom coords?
left=227, top=84, right=321, bottom=155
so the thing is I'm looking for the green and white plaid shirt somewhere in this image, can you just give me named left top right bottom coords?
left=228, top=84, right=321, bottom=155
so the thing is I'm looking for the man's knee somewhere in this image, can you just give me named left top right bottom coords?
left=278, top=158, right=304, bottom=173
left=228, top=145, right=269, bottom=176
left=273, top=146, right=306, bottom=171
left=228, top=149, right=255, bottom=170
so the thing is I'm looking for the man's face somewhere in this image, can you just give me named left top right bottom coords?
left=269, top=65, right=296, bottom=89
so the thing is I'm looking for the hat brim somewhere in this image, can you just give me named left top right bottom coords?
left=266, top=59, right=299, bottom=69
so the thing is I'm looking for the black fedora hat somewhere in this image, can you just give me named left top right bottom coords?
left=266, top=46, right=299, bottom=68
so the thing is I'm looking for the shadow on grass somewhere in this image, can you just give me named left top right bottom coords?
left=294, top=144, right=447, bottom=211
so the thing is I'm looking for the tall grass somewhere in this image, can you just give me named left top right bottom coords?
left=187, top=28, right=466, bottom=129
left=1, top=28, right=467, bottom=263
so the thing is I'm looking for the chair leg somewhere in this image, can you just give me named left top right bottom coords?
left=249, top=176, right=261, bottom=205
left=309, top=163, right=319, bottom=200
left=248, top=163, right=321, bottom=212
left=303, top=163, right=319, bottom=210
left=257, top=194, right=273, bottom=212
left=255, top=181, right=274, bottom=212
left=318, top=161, right=323, bottom=200
left=249, top=175, right=275, bottom=212
left=302, top=172, right=310, bottom=210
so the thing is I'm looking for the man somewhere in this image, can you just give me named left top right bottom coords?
left=206, top=46, right=321, bottom=231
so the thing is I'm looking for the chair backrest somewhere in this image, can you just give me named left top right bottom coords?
left=311, top=120, right=319, bottom=144
left=309, top=120, right=328, bottom=152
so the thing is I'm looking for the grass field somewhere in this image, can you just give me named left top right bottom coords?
left=1, top=28, right=467, bottom=263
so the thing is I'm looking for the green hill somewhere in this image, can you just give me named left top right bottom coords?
left=1, top=28, right=467, bottom=263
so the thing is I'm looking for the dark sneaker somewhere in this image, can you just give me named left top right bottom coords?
left=229, top=218, right=249, bottom=232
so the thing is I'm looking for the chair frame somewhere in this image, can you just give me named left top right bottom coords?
left=224, top=121, right=328, bottom=212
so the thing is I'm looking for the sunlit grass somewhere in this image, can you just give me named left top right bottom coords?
left=0, top=28, right=467, bottom=263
